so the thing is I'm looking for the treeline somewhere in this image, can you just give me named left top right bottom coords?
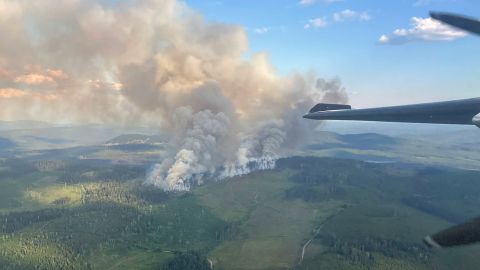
left=95, top=165, right=145, bottom=181
left=277, top=156, right=392, bottom=188
left=285, top=185, right=321, bottom=202
left=58, top=162, right=145, bottom=184
left=134, top=185, right=171, bottom=203
left=106, top=143, right=159, bottom=152
left=317, top=233, right=430, bottom=264
left=278, top=157, right=350, bottom=203
left=81, top=182, right=144, bottom=206
left=0, top=158, right=37, bottom=179
left=402, top=196, right=465, bottom=223
left=0, top=246, right=82, bottom=270
left=33, top=160, right=67, bottom=171
left=160, top=251, right=211, bottom=270
left=0, top=208, right=65, bottom=234
left=278, top=157, right=351, bottom=184
left=284, top=185, right=345, bottom=203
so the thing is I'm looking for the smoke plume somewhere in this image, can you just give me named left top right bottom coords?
left=0, top=0, right=348, bottom=190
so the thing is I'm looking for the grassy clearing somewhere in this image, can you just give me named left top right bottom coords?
left=195, top=171, right=295, bottom=222
left=196, top=170, right=345, bottom=270
left=0, top=169, right=63, bottom=212
left=91, top=249, right=173, bottom=270
left=24, top=184, right=82, bottom=207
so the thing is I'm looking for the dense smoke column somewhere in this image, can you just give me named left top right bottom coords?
left=149, top=76, right=349, bottom=190
left=147, top=108, right=231, bottom=190
left=220, top=121, right=285, bottom=178
left=0, top=0, right=348, bottom=191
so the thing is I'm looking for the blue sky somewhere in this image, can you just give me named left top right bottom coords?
left=186, top=0, right=480, bottom=107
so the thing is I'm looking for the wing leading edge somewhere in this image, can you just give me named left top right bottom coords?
left=430, top=11, right=480, bottom=36
left=304, top=98, right=480, bottom=127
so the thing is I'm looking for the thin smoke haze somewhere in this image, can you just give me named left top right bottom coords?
left=0, top=0, right=348, bottom=190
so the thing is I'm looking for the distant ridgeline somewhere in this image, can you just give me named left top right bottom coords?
left=0, top=137, right=15, bottom=153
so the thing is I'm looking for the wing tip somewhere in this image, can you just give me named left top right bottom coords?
left=423, top=235, right=442, bottom=249
left=309, top=103, right=351, bottom=113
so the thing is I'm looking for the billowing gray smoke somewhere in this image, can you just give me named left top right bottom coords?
left=148, top=107, right=231, bottom=191
left=145, top=76, right=348, bottom=190
left=0, top=0, right=348, bottom=190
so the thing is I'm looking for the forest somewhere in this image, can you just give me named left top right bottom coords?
left=1, top=154, right=480, bottom=269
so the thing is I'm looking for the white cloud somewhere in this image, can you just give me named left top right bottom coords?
left=299, top=0, right=343, bottom=6
left=304, top=17, right=327, bottom=29
left=378, top=34, right=390, bottom=43
left=413, top=0, right=453, bottom=6
left=333, top=9, right=371, bottom=22
left=299, top=0, right=315, bottom=6
left=254, top=27, right=270, bottom=34
left=414, top=0, right=431, bottom=6
left=379, top=17, right=468, bottom=45
left=305, top=9, right=371, bottom=30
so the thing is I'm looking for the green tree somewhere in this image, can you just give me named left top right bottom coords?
left=161, top=251, right=210, bottom=270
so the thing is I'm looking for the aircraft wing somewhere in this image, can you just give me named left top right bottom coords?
left=304, top=98, right=480, bottom=127
left=424, top=216, right=480, bottom=248
left=305, top=11, right=480, bottom=250
left=430, top=12, right=480, bottom=36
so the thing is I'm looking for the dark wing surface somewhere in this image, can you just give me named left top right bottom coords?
left=424, top=217, right=480, bottom=248
left=304, top=98, right=480, bottom=127
left=430, top=12, right=480, bottom=36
